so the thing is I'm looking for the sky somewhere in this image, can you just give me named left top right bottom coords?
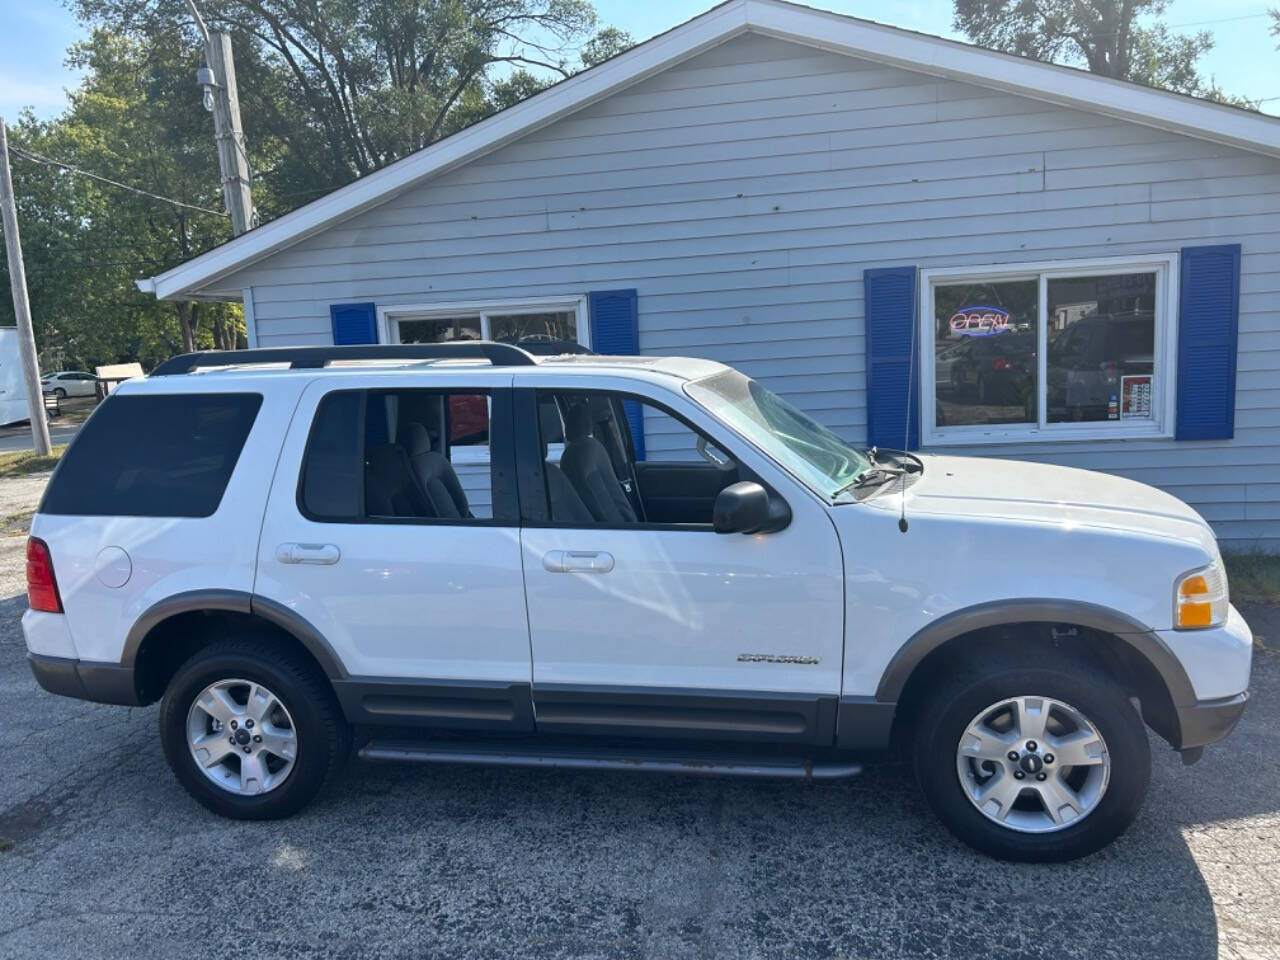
left=1, top=0, right=1277, bottom=122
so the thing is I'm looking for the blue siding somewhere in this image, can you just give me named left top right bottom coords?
left=864, top=266, right=919, bottom=450
left=1177, top=245, right=1240, bottom=441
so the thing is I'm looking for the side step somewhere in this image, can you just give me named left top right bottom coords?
left=359, top=739, right=861, bottom=782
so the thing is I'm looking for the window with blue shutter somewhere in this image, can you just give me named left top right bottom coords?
left=1176, top=245, right=1240, bottom=441
left=330, top=302, right=378, bottom=345
left=864, top=266, right=920, bottom=450
left=588, top=289, right=644, bottom=459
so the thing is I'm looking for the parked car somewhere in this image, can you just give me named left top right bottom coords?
left=1045, top=313, right=1155, bottom=422
left=40, top=370, right=99, bottom=399
left=22, top=343, right=1251, bottom=862
left=935, top=332, right=1036, bottom=404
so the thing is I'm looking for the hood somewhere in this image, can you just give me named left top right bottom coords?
left=888, top=455, right=1217, bottom=552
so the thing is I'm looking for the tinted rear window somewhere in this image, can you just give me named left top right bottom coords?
left=41, top=393, right=262, bottom=517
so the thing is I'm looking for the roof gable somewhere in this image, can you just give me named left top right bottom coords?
left=143, top=0, right=1280, bottom=300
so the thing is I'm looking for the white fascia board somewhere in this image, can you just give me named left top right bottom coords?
left=145, top=0, right=750, bottom=301
left=746, top=0, right=1280, bottom=160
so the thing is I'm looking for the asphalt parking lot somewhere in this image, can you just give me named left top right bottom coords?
left=0, top=477, right=1276, bottom=959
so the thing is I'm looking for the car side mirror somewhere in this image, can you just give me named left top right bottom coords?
left=713, top=481, right=790, bottom=535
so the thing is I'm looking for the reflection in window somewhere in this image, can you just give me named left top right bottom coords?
left=933, top=280, right=1038, bottom=427
left=1046, top=273, right=1156, bottom=423
left=490, top=310, right=577, bottom=347
left=397, top=316, right=481, bottom=343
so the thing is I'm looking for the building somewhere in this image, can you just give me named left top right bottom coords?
left=139, top=0, right=1280, bottom=551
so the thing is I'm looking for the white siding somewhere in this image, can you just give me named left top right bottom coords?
left=227, top=33, right=1280, bottom=551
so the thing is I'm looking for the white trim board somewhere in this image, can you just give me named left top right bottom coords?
left=139, top=0, right=1280, bottom=302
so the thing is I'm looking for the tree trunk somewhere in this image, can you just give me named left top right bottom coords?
left=176, top=302, right=196, bottom=353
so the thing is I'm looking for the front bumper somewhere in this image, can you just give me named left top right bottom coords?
left=1174, top=690, right=1250, bottom=751
left=28, top=653, right=141, bottom=706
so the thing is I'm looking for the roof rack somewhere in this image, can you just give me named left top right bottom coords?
left=150, top=341, right=538, bottom=376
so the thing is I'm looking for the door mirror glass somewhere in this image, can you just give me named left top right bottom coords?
left=713, top=481, right=788, bottom=534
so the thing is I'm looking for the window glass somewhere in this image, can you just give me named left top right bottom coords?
left=300, top=389, right=506, bottom=522
left=490, top=310, right=577, bottom=349
left=933, top=279, right=1038, bottom=427
left=1046, top=272, right=1156, bottom=423
left=42, top=393, right=261, bottom=517
left=536, top=391, right=736, bottom=526
left=397, top=316, right=481, bottom=343
left=686, top=371, right=868, bottom=498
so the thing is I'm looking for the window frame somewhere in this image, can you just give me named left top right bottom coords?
left=377, top=296, right=590, bottom=464
left=919, top=254, right=1179, bottom=446
left=295, top=386, right=520, bottom=527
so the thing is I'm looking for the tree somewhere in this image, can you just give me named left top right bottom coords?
left=953, top=0, right=1219, bottom=96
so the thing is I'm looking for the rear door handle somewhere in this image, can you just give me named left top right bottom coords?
left=542, top=550, right=614, bottom=574
left=276, top=542, right=341, bottom=565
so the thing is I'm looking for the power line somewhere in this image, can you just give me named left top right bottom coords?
left=1167, top=13, right=1272, bottom=29
left=8, top=146, right=227, bottom=218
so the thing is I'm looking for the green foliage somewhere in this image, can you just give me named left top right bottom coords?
left=2, top=0, right=621, bottom=370
left=952, top=0, right=1239, bottom=99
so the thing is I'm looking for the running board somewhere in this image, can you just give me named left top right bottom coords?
left=359, top=739, right=861, bottom=781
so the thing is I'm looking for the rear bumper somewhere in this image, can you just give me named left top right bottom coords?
left=28, top=653, right=141, bottom=706
left=1175, top=690, right=1250, bottom=751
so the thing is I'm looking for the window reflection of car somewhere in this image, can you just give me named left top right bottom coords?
left=936, top=332, right=1035, bottom=404
left=1046, top=313, right=1154, bottom=421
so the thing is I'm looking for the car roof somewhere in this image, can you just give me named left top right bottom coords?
left=116, top=352, right=732, bottom=396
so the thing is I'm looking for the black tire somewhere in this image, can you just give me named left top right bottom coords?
left=912, top=652, right=1150, bottom=862
left=53, top=387, right=67, bottom=399
left=159, top=637, right=350, bottom=820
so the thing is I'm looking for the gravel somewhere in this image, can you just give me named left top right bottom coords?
left=0, top=475, right=1276, bottom=959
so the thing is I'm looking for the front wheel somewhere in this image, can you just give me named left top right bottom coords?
left=913, top=655, right=1150, bottom=862
left=159, top=638, right=350, bottom=820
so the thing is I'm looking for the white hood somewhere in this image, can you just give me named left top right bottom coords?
left=889, top=455, right=1217, bottom=552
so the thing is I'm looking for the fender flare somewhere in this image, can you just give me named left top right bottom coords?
left=873, top=599, right=1197, bottom=707
left=122, top=589, right=347, bottom=680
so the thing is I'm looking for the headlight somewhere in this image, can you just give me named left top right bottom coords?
left=1174, top=560, right=1229, bottom=629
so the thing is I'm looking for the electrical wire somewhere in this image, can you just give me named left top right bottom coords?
left=8, top=145, right=227, bottom=218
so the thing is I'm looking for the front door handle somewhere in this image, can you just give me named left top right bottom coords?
left=276, top=542, right=341, bottom=565
left=542, top=550, right=614, bottom=574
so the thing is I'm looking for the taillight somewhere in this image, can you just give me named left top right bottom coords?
left=991, top=356, right=1012, bottom=371
left=26, top=537, right=62, bottom=613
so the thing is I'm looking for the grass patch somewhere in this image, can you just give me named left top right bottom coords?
left=1224, top=553, right=1280, bottom=606
left=0, top=445, right=65, bottom=478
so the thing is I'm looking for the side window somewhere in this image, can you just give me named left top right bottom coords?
left=536, top=390, right=740, bottom=527
left=299, top=388, right=511, bottom=523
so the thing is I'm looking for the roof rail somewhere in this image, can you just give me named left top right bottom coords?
left=150, top=341, right=538, bottom=376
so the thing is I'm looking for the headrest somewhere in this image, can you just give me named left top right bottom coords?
left=401, top=422, right=432, bottom=457
left=564, top=403, right=592, bottom=442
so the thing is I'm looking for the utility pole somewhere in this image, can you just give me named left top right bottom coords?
left=187, top=2, right=253, bottom=235
left=0, top=118, right=52, bottom=456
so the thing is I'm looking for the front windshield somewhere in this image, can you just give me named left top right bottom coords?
left=685, top=370, right=870, bottom=498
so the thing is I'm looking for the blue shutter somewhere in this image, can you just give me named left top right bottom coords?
left=588, top=289, right=644, bottom=459
left=330, top=302, right=378, bottom=345
left=1176, top=245, right=1240, bottom=441
left=864, top=266, right=920, bottom=450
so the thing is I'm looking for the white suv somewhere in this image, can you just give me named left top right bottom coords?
left=22, top=343, right=1252, bottom=862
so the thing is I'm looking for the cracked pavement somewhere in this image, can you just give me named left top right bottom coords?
left=0, top=475, right=1277, bottom=959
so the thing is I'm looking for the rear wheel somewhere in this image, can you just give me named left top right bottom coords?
left=159, top=638, right=350, bottom=819
left=913, top=654, right=1149, bottom=861
left=53, top=387, right=67, bottom=399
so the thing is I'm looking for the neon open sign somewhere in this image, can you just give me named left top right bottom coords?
left=949, top=306, right=1010, bottom=337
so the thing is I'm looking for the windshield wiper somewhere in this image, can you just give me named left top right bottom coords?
left=832, top=466, right=905, bottom=499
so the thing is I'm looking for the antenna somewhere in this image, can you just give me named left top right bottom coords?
left=898, top=286, right=918, bottom=534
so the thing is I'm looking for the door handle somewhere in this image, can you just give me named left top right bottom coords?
left=276, top=542, right=341, bottom=565
left=542, top=550, right=614, bottom=574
